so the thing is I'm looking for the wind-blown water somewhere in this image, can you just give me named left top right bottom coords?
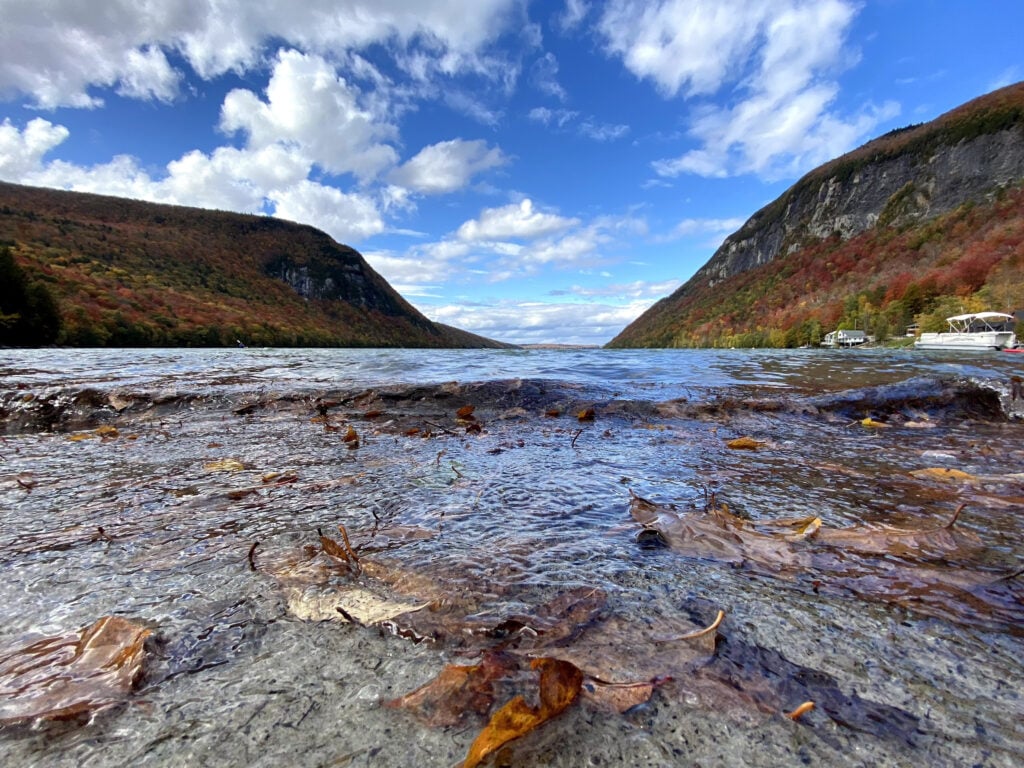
left=1, top=347, right=1022, bottom=767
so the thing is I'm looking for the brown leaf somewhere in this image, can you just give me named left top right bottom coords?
left=577, top=408, right=595, bottom=422
left=457, top=405, right=476, bottom=420
left=463, top=658, right=582, bottom=768
left=385, top=653, right=515, bottom=727
left=726, top=436, right=764, bottom=450
left=0, top=616, right=151, bottom=726
left=582, top=676, right=669, bottom=714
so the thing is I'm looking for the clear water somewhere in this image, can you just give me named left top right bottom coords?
left=0, top=347, right=1022, bottom=767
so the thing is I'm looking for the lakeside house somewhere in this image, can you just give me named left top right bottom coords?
left=821, top=329, right=868, bottom=348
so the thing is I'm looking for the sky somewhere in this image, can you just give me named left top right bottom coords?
left=0, top=2, right=1022, bottom=346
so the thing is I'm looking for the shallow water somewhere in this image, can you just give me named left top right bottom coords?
left=0, top=347, right=1022, bottom=767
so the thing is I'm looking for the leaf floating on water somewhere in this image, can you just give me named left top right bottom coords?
left=860, top=417, right=890, bottom=428
left=204, top=458, right=245, bottom=472
left=456, top=405, right=476, bottom=420
left=577, top=408, right=595, bottom=422
left=725, top=436, right=764, bottom=450
left=544, top=408, right=561, bottom=418
left=910, top=467, right=979, bottom=484
left=463, top=658, right=583, bottom=768
left=0, top=616, right=151, bottom=726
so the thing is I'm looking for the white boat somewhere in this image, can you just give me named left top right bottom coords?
left=914, top=312, right=1018, bottom=350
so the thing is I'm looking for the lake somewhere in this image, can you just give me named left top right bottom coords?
left=1, top=347, right=1022, bottom=767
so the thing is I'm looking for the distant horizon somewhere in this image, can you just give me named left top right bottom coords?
left=1, top=1, right=1022, bottom=345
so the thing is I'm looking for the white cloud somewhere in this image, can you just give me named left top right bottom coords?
left=457, top=198, right=578, bottom=241
left=599, top=0, right=898, bottom=180
left=530, top=52, right=567, bottom=100
left=579, top=120, right=629, bottom=142
left=528, top=107, right=578, bottom=127
left=389, top=139, right=507, bottom=195
left=0, top=0, right=522, bottom=109
left=270, top=180, right=384, bottom=242
left=665, top=217, right=746, bottom=240
left=421, top=297, right=654, bottom=346
left=0, top=118, right=69, bottom=178
left=220, top=49, right=398, bottom=182
left=557, top=0, right=592, bottom=32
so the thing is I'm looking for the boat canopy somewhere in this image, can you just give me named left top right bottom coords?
left=946, top=312, right=1014, bottom=322
left=944, top=312, right=1016, bottom=333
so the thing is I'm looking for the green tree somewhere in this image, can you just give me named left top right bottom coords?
left=0, top=246, right=62, bottom=345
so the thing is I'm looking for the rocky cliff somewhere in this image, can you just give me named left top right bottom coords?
left=610, top=81, right=1024, bottom=348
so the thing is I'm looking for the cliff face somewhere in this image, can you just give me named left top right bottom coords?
left=0, top=182, right=507, bottom=347
left=610, top=81, right=1024, bottom=348
left=702, top=127, right=1024, bottom=286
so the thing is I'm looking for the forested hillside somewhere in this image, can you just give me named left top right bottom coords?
left=610, top=82, right=1024, bottom=348
left=0, top=182, right=510, bottom=348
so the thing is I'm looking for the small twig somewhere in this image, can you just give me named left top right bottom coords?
left=450, top=462, right=464, bottom=479
left=945, top=502, right=967, bottom=529
left=247, top=541, right=259, bottom=571
left=424, top=420, right=457, bottom=436
left=571, top=428, right=584, bottom=448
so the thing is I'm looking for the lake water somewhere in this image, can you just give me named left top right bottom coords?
left=1, top=347, right=1022, bottom=767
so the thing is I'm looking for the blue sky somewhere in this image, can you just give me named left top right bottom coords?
left=0, top=1, right=1021, bottom=345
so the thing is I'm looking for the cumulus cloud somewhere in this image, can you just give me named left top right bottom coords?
left=0, top=0, right=522, bottom=109
left=220, top=49, right=398, bottom=183
left=389, top=139, right=507, bottom=195
left=269, top=180, right=384, bottom=241
left=421, top=297, right=654, bottom=346
left=456, top=199, right=578, bottom=241
left=0, top=118, right=69, bottom=178
left=599, top=0, right=897, bottom=180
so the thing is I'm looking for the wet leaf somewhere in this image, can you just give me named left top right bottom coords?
left=0, top=616, right=151, bottom=726
left=204, top=458, right=245, bottom=472
left=910, top=467, right=979, bottom=484
left=726, top=436, right=764, bottom=450
left=577, top=408, right=595, bottom=422
left=582, top=676, right=668, bottom=714
left=385, top=653, right=515, bottom=727
left=860, top=417, right=890, bottom=428
left=284, top=585, right=429, bottom=625
left=457, top=405, right=476, bottom=420
left=463, top=658, right=582, bottom=768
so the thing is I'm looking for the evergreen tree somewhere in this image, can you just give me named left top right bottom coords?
left=0, top=246, right=62, bottom=345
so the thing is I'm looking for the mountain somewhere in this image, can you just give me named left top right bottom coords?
left=609, top=82, right=1024, bottom=348
left=0, top=181, right=512, bottom=348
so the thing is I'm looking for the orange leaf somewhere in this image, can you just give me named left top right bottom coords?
left=457, top=405, right=476, bottom=420
left=0, top=616, right=151, bottom=725
left=463, top=658, right=582, bottom=768
left=577, top=408, right=595, bottom=422
left=726, top=436, right=764, bottom=450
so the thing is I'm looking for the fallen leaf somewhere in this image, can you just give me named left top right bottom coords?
left=860, top=417, right=890, bottom=428
left=726, top=436, right=764, bottom=450
left=284, top=585, right=429, bottom=625
left=464, top=658, right=582, bottom=768
left=204, top=459, right=245, bottom=472
left=0, top=616, right=151, bottom=726
left=457, top=405, right=476, bottom=420
left=910, top=467, right=979, bottom=484
left=577, top=408, right=595, bottom=422
left=385, top=653, right=515, bottom=727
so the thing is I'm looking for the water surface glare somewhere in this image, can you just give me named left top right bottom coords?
left=0, top=347, right=1022, bottom=767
